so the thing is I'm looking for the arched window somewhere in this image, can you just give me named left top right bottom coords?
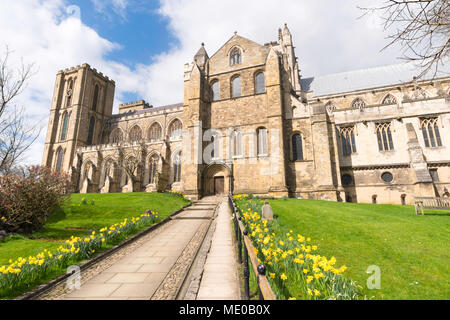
left=376, top=123, right=394, bottom=151
left=92, top=84, right=99, bottom=111
left=231, top=76, right=241, bottom=98
left=340, top=126, right=357, bottom=155
left=211, top=81, right=220, bottom=101
left=372, top=195, right=377, bottom=204
left=232, top=130, right=242, bottom=157
left=292, top=133, right=303, bottom=161
left=148, top=154, right=159, bottom=184
left=110, top=128, right=123, bottom=144
left=66, top=79, right=73, bottom=107
left=351, top=98, right=365, bottom=110
left=169, top=119, right=182, bottom=140
left=87, top=116, right=95, bottom=145
left=421, top=118, right=442, bottom=148
left=60, top=112, right=69, bottom=141
left=257, top=127, right=268, bottom=156
left=230, top=48, right=242, bottom=66
left=401, top=194, right=407, bottom=205
left=381, top=94, right=396, bottom=105
left=173, top=151, right=181, bottom=183
left=255, top=72, right=265, bottom=94
left=148, top=122, right=162, bottom=142
left=129, top=125, right=142, bottom=143
left=103, top=160, right=114, bottom=187
left=55, top=148, right=64, bottom=172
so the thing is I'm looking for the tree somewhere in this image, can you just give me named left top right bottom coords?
left=119, top=144, right=146, bottom=191
left=360, top=0, right=450, bottom=78
left=0, top=46, right=39, bottom=173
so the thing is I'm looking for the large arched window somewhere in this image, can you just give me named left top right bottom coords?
left=255, top=72, right=265, bottom=94
left=340, top=126, right=357, bottom=155
left=92, top=84, right=99, bottom=111
left=87, top=116, right=95, bottom=145
left=230, top=48, right=242, bottom=66
left=292, top=133, right=303, bottom=161
left=169, top=119, right=182, bottom=140
left=129, top=125, right=142, bottom=143
left=148, top=123, right=162, bottom=142
left=110, top=128, right=123, bottom=144
left=173, top=151, right=181, bottom=183
left=421, top=117, right=442, bottom=148
left=231, top=76, right=241, bottom=98
left=376, top=123, right=394, bottom=151
left=55, top=148, right=64, bottom=172
left=148, top=154, right=159, bottom=184
left=60, top=112, right=69, bottom=141
left=257, top=127, right=268, bottom=156
left=211, top=81, right=220, bottom=101
left=381, top=94, right=396, bottom=105
left=232, top=130, right=242, bottom=157
left=351, top=98, right=366, bottom=110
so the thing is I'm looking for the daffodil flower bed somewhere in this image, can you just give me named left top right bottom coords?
left=233, top=194, right=361, bottom=300
left=0, top=210, right=159, bottom=299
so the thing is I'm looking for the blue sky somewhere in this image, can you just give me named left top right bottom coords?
left=0, top=0, right=406, bottom=165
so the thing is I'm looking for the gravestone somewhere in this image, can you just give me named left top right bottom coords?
left=261, top=201, right=273, bottom=221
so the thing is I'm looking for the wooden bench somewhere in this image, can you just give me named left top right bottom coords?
left=414, top=197, right=450, bottom=215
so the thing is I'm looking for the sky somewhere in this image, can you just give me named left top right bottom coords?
left=0, top=0, right=405, bottom=165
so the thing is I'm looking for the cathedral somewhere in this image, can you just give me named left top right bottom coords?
left=42, top=25, right=450, bottom=204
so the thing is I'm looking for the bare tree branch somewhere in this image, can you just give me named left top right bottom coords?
left=359, top=0, right=450, bottom=79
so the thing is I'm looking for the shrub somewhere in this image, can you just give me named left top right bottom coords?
left=0, top=166, right=71, bottom=234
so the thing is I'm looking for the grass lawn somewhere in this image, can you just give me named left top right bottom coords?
left=0, top=192, right=190, bottom=267
left=267, top=198, right=450, bottom=300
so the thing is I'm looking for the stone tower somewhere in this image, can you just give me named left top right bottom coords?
left=42, top=64, right=115, bottom=174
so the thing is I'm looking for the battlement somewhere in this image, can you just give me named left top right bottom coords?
left=57, top=63, right=115, bottom=84
left=119, top=100, right=152, bottom=114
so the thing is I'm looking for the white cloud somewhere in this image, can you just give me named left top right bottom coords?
left=0, top=0, right=403, bottom=167
left=91, top=0, right=129, bottom=20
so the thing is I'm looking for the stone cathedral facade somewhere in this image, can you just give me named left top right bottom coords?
left=42, top=25, right=450, bottom=204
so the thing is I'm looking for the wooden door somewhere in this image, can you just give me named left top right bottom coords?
left=214, top=176, right=225, bottom=195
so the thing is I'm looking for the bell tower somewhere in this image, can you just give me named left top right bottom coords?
left=42, top=64, right=115, bottom=173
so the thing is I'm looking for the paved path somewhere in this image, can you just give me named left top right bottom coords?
left=62, top=198, right=218, bottom=300
left=197, top=198, right=240, bottom=300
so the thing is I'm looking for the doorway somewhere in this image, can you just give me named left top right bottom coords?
left=214, top=176, right=225, bottom=195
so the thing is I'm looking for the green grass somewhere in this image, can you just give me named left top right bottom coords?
left=266, top=198, right=450, bottom=300
left=0, top=192, right=190, bottom=267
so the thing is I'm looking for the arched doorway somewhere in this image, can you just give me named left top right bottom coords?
left=203, top=163, right=232, bottom=196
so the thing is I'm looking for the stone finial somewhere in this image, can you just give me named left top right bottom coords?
left=261, top=201, right=273, bottom=221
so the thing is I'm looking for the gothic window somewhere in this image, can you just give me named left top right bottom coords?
left=232, top=130, right=242, bottom=157
left=103, top=160, right=114, bottom=187
left=255, top=72, right=265, bottom=94
left=341, top=174, right=353, bottom=186
left=148, top=122, right=162, bottom=142
left=66, top=79, right=73, bottom=107
left=401, top=194, right=407, bottom=205
left=211, top=134, right=220, bottom=159
left=55, top=148, right=64, bottom=172
left=381, top=94, right=396, bottom=105
left=429, top=169, right=439, bottom=182
left=110, top=128, right=123, bottom=144
left=169, top=119, right=182, bottom=140
left=421, top=118, right=442, bottom=148
left=230, top=48, right=242, bottom=66
left=372, top=195, right=377, bottom=204
left=376, top=123, right=394, bottom=151
left=231, top=76, right=241, bottom=98
left=257, top=127, right=268, bottom=156
left=351, top=98, right=365, bottom=110
left=148, top=154, right=159, bottom=184
left=129, top=125, right=142, bottom=143
left=61, top=112, right=69, bottom=141
left=211, top=81, right=220, bottom=101
left=340, top=126, right=357, bottom=156
left=292, top=133, right=303, bottom=161
left=87, top=116, right=95, bottom=145
left=173, top=151, right=181, bottom=183
left=92, top=84, right=99, bottom=112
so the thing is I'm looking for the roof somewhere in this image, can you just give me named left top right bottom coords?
left=300, top=61, right=450, bottom=97
left=112, top=102, right=183, bottom=119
